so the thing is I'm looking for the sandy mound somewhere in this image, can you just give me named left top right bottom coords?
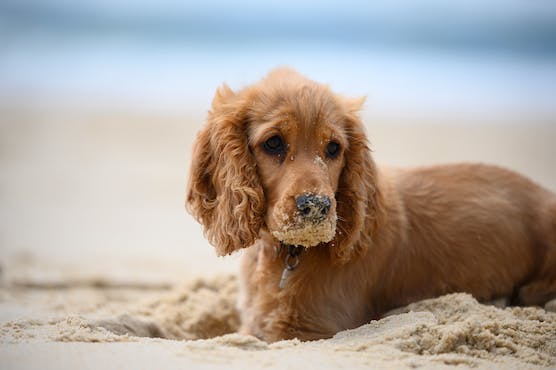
left=1, top=274, right=555, bottom=369
left=331, top=294, right=556, bottom=367
left=130, top=274, right=239, bottom=339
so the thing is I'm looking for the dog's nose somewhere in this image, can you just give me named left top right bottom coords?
left=295, top=194, right=331, bottom=221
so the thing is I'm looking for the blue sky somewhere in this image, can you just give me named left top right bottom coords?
left=1, top=0, right=555, bottom=117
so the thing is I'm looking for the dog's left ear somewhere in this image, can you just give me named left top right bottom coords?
left=331, top=96, right=384, bottom=263
left=186, top=85, right=265, bottom=256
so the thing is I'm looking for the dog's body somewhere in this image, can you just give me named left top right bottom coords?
left=187, top=68, right=556, bottom=342
left=237, top=163, right=556, bottom=341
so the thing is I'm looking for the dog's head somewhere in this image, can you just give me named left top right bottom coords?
left=187, top=68, right=381, bottom=262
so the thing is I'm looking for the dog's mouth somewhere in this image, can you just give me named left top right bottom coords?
left=271, top=214, right=337, bottom=247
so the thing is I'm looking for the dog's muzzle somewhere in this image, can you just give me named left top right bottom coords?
left=271, top=193, right=336, bottom=247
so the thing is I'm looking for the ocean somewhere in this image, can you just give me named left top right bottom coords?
left=1, top=0, right=556, bottom=118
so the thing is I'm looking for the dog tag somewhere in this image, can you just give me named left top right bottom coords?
left=279, top=266, right=293, bottom=289
left=278, top=245, right=302, bottom=289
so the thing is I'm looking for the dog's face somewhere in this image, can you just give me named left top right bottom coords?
left=187, top=68, right=379, bottom=261
left=247, top=89, right=348, bottom=247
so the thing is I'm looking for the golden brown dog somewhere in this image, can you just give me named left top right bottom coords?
left=186, top=68, right=556, bottom=342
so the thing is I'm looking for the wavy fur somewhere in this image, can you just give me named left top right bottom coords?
left=186, top=85, right=265, bottom=256
left=187, top=68, right=556, bottom=342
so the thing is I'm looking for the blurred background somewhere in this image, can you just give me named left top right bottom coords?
left=1, top=0, right=555, bottom=285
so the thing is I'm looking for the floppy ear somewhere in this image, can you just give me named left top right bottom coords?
left=186, top=85, right=265, bottom=256
left=331, top=97, right=384, bottom=263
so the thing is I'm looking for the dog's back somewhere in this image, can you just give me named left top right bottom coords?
left=376, top=163, right=556, bottom=310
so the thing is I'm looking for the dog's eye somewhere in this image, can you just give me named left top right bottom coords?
left=325, top=141, right=341, bottom=159
left=262, top=135, right=286, bottom=155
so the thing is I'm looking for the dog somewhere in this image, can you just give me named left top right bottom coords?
left=186, top=68, right=556, bottom=342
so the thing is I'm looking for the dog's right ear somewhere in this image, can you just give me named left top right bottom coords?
left=186, top=84, right=265, bottom=256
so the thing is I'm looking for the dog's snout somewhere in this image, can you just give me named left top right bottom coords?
left=295, top=194, right=331, bottom=221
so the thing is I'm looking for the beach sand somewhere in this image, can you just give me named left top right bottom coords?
left=1, top=105, right=555, bottom=369
left=1, top=272, right=555, bottom=370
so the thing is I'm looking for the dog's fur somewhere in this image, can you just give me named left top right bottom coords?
left=186, top=68, right=556, bottom=342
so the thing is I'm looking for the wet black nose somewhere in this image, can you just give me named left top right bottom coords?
left=295, top=194, right=331, bottom=221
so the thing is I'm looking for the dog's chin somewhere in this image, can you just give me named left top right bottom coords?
left=271, top=215, right=337, bottom=247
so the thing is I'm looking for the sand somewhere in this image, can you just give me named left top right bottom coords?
left=1, top=272, right=555, bottom=370
left=1, top=105, right=556, bottom=369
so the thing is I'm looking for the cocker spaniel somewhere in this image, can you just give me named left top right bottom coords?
left=186, top=68, right=556, bottom=342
